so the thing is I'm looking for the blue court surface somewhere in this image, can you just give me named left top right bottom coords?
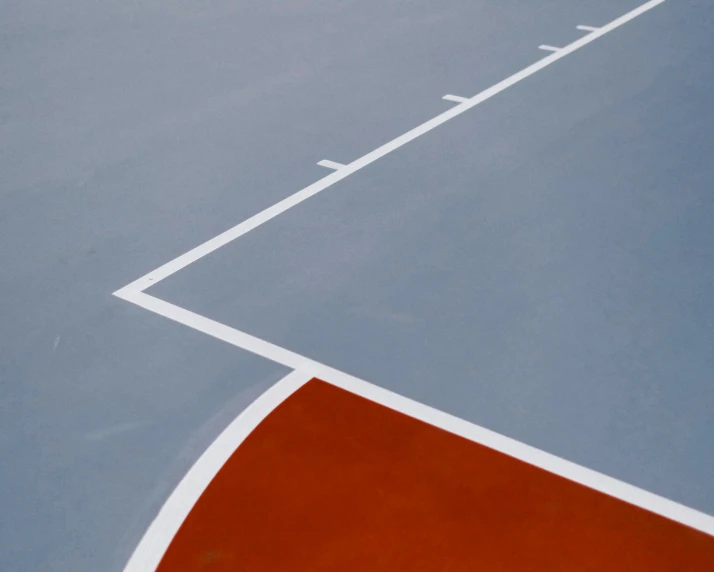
left=2, top=0, right=714, bottom=570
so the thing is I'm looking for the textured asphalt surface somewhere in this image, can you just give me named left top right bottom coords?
left=2, top=1, right=713, bottom=570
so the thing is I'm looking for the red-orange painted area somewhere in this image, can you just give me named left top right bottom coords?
left=157, top=379, right=714, bottom=571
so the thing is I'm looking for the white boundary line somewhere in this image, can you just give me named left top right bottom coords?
left=114, top=0, right=666, bottom=299
left=117, top=292, right=322, bottom=372
left=327, top=370, right=714, bottom=539
left=125, top=363, right=714, bottom=571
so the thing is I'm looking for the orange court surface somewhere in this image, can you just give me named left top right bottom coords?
left=153, top=377, right=714, bottom=571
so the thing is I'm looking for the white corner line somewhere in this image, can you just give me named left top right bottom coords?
left=112, top=0, right=666, bottom=298
left=317, top=159, right=346, bottom=171
left=442, top=94, right=470, bottom=103
left=577, top=25, right=600, bottom=32
left=123, top=368, right=314, bottom=572
left=538, top=44, right=561, bottom=52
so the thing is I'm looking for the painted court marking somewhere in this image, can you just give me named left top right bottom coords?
left=125, top=369, right=714, bottom=571
left=442, top=94, right=470, bottom=103
left=111, top=1, right=714, bottom=569
left=316, top=159, right=345, bottom=171
left=538, top=44, right=562, bottom=52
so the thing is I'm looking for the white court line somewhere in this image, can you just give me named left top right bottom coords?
left=317, top=159, right=345, bottom=170
left=442, top=94, right=470, bottom=103
left=124, top=360, right=714, bottom=571
left=113, top=0, right=666, bottom=298
left=328, top=370, right=714, bottom=539
left=577, top=25, right=600, bottom=32
left=538, top=44, right=561, bottom=52
left=118, top=291, right=319, bottom=372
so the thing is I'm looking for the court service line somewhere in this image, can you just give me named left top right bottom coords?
left=114, top=0, right=666, bottom=299
left=123, top=355, right=714, bottom=572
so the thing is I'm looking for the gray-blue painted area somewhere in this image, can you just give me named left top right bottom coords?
left=1, top=0, right=711, bottom=570
left=155, top=0, right=714, bottom=514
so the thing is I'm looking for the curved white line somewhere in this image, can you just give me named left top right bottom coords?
left=124, top=354, right=714, bottom=570
left=123, top=369, right=312, bottom=572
